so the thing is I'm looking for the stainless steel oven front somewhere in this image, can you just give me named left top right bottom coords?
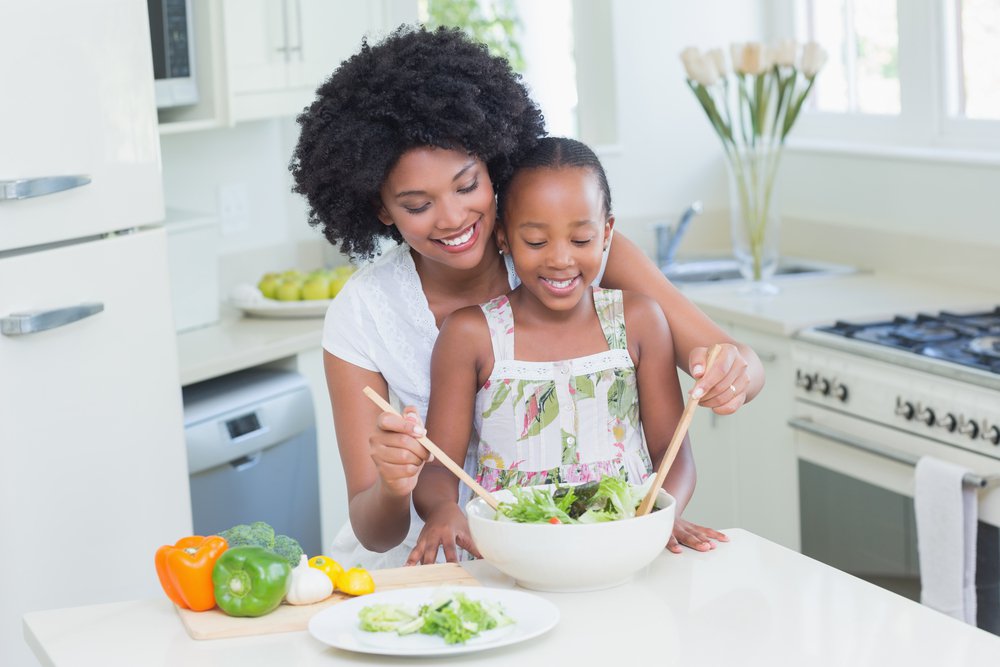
left=789, top=339, right=1000, bottom=634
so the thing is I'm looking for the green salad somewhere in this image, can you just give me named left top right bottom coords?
left=493, top=476, right=657, bottom=524
left=358, top=591, right=515, bottom=645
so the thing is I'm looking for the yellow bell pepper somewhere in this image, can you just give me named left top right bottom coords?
left=337, top=566, right=375, bottom=596
left=307, top=555, right=344, bottom=588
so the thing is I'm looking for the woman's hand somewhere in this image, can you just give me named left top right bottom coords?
left=370, top=406, right=433, bottom=497
left=406, top=503, right=481, bottom=565
left=689, top=343, right=753, bottom=415
left=667, top=517, right=729, bottom=554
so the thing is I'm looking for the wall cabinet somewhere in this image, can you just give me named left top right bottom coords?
left=159, top=0, right=384, bottom=132
left=683, top=324, right=801, bottom=551
left=222, top=0, right=375, bottom=123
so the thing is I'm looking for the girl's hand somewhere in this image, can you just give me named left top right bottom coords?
left=406, top=503, right=481, bottom=565
left=667, top=518, right=729, bottom=554
left=689, top=343, right=751, bottom=415
left=370, top=406, right=432, bottom=498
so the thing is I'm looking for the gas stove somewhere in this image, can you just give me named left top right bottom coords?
left=797, top=306, right=1000, bottom=391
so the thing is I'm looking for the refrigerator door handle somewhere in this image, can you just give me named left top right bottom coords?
left=1, top=302, right=104, bottom=336
left=0, top=175, right=91, bottom=201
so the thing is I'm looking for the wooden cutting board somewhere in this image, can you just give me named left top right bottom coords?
left=175, top=562, right=479, bottom=640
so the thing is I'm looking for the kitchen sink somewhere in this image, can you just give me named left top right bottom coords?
left=661, top=256, right=857, bottom=285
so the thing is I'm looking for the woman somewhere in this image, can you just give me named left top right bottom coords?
left=290, top=25, right=763, bottom=568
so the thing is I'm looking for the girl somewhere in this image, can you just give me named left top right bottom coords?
left=410, top=137, right=696, bottom=563
left=292, top=26, right=759, bottom=569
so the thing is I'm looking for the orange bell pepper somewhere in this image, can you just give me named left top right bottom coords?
left=154, top=535, right=228, bottom=611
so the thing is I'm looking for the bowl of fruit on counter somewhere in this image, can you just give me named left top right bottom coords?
left=230, top=266, right=356, bottom=318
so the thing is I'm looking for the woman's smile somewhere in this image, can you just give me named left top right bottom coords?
left=434, top=218, right=482, bottom=252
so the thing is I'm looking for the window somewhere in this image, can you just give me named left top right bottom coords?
left=779, top=0, right=1000, bottom=156
left=420, top=0, right=618, bottom=146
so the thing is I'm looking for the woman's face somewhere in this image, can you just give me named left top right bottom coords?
left=496, top=166, right=613, bottom=313
left=378, top=147, right=497, bottom=271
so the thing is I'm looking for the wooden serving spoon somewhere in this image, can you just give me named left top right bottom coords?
left=636, top=344, right=724, bottom=517
left=362, top=386, right=500, bottom=510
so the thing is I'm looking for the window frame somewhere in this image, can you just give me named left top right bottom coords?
left=765, top=0, right=1000, bottom=162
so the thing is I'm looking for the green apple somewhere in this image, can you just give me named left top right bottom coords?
left=281, top=269, right=304, bottom=282
left=275, top=279, right=304, bottom=301
left=258, top=275, right=281, bottom=299
left=302, top=276, right=330, bottom=300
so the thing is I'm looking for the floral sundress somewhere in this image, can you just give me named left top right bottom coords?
left=472, top=287, right=653, bottom=493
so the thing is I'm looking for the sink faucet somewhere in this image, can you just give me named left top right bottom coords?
left=655, top=201, right=703, bottom=269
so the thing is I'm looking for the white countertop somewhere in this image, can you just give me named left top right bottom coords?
left=176, top=273, right=999, bottom=386
left=176, top=306, right=323, bottom=385
left=678, top=272, right=1000, bottom=336
left=23, top=530, right=1000, bottom=666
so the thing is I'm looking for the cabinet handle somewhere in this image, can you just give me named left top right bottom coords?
left=291, top=0, right=303, bottom=60
left=1, top=302, right=104, bottom=336
left=0, top=175, right=91, bottom=201
left=278, top=0, right=291, bottom=62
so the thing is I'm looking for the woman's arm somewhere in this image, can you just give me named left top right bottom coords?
left=625, top=292, right=727, bottom=552
left=324, top=352, right=432, bottom=552
left=409, top=308, right=490, bottom=564
left=602, top=232, right=764, bottom=413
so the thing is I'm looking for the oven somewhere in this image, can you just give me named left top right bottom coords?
left=788, top=308, right=1000, bottom=634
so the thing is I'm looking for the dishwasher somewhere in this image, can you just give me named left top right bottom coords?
left=182, top=368, right=322, bottom=558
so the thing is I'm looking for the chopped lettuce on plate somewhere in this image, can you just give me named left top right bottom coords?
left=494, top=476, right=656, bottom=524
left=358, top=591, right=515, bottom=645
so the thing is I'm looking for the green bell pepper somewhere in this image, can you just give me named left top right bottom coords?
left=212, top=546, right=292, bottom=617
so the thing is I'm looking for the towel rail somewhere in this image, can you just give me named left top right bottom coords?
left=788, top=417, right=1000, bottom=490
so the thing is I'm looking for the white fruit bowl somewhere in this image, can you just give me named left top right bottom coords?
left=466, top=485, right=675, bottom=593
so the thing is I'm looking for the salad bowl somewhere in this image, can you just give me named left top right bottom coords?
left=466, top=483, right=675, bottom=592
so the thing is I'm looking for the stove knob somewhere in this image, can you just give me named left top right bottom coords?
left=986, top=425, right=1000, bottom=446
left=918, top=408, right=936, bottom=427
left=795, top=370, right=814, bottom=392
left=938, top=413, right=958, bottom=433
left=959, top=420, right=980, bottom=440
left=817, top=378, right=831, bottom=395
left=895, top=400, right=916, bottom=420
left=833, top=384, right=849, bottom=402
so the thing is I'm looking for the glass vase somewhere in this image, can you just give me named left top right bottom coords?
left=725, top=145, right=782, bottom=296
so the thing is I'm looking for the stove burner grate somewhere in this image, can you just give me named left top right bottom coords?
left=815, top=307, right=1000, bottom=375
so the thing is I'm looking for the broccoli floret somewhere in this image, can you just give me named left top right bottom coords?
left=218, top=521, right=275, bottom=549
left=272, top=534, right=304, bottom=567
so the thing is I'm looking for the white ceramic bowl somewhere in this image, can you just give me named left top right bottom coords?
left=466, top=485, right=675, bottom=592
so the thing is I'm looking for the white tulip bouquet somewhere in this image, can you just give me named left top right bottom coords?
left=679, top=40, right=828, bottom=287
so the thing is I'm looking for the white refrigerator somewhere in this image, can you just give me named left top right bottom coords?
left=0, top=2, right=193, bottom=665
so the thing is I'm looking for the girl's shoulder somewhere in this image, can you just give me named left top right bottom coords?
left=616, top=289, right=669, bottom=333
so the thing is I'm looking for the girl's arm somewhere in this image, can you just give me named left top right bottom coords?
left=324, top=352, right=432, bottom=552
left=601, top=232, right=764, bottom=413
left=409, top=307, right=491, bottom=564
left=625, top=291, right=727, bottom=553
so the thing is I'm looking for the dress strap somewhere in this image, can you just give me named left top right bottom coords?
left=479, top=294, right=515, bottom=362
left=592, top=287, right=628, bottom=351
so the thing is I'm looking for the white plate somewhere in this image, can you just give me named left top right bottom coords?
left=307, top=586, right=559, bottom=657
left=229, top=284, right=331, bottom=319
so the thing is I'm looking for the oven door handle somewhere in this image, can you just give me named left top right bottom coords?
left=788, top=417, right=1000, bottom=489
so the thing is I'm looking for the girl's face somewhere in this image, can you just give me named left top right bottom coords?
left=497, top=166, right=613, bottom=313
left=377, top=146, right=497, bottom=271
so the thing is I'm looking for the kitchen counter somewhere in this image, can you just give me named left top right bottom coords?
left=177, top=273, right=1000, bottom=386
left=679, top=272, right=1000, bottom=336
left=23, top=530, right=1000, bottom=666
left=176, top=306, right=323, bottom=386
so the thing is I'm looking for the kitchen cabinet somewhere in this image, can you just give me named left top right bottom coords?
left=683, top=323, right=800, bottom=551
left=295, top=347, right=349, bottom=548
left=159, top=0, right=380, bottom=131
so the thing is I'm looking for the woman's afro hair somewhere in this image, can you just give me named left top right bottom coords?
left=289, top=25, right=545, bottom=259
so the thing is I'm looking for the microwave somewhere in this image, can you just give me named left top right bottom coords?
left=147, top=0, right=198, bottom=109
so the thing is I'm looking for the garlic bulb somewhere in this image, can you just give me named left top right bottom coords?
left=285, top=554, right=333, bottom=605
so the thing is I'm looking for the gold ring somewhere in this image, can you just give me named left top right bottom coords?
left=730, top=384, right=737, bottom=394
